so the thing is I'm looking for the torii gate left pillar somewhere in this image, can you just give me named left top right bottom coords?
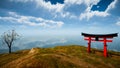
left=88, top=37, right=91, bottom=53
left=103, top=38, right=107, bottom=57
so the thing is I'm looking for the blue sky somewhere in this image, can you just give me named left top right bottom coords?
left=0, top=0, right=120, bottom=36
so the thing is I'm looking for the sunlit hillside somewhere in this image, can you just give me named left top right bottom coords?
left=0, top=45, right=120, bottom=68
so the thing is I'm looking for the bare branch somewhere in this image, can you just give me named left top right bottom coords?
left=1, top=30, right=19, bottom=53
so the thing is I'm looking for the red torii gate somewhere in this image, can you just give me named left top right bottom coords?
left=81, top=33, right=118, bottom=57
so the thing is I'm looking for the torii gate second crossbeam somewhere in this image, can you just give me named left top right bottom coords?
left=81, top=33, right=118, bottom=57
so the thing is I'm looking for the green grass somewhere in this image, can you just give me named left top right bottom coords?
left=0, top=45, right=120, bottom=68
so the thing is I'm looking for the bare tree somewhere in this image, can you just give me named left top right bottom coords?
left=1, top=30, right=19, bottom=53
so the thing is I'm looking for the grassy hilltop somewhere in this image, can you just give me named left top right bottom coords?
left=0, top=45, right=120, bottom=68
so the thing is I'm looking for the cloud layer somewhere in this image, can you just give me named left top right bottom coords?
left=9, top=0, right=118, bottom=20
left=0, top=12, right=64, bottom=28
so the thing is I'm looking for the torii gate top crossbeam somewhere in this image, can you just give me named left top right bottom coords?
left=81, top=33, right=118, bottom=38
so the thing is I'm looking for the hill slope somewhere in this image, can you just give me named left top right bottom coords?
left=0, top=45, right=120, bottom=68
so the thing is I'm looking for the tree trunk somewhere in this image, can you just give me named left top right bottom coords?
left=8, top=46, right=11, bottom=53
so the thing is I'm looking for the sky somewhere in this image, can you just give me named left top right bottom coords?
left=0, top=0, right=120, bottom=36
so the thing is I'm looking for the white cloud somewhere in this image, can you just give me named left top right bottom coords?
left=35, top=0, right=65, bottom=13
left=116, top=18, right=120, bottom=26
left=10, top=0, right=64, bottom=13
left=9, top=0, right=100, bottom=18
left=0, top=12, right=64, bottom=28
left=63, top=0, right=112, bottom=20
left=10, top=0, right=117, bottom=20
left=64, top=0, right=99, bottom=6
left=83, top=0, right=100, bottom=6
left=10, top=0, right=70, bottom=18
left=64, top=0, right=83, bottom=5
left=80, top=11, right=109, bottom=20
left=116, top=21, right=120, bottom=26
left=79, top=0, right=118, bottom=20
left=115, top=17, right=120, bottom=26
left=79, top=0, right=109, bottom=20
